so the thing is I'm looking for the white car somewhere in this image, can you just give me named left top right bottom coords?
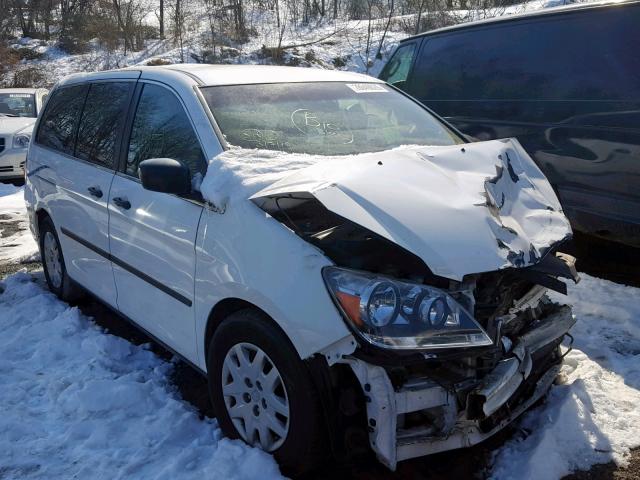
left=0, top=88, right=48, bottom=180
left=24, top=65, right=579, bottom=474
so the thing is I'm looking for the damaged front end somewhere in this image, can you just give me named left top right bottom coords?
left=251, top=138, right=579, bottom=469
left=320, top=264, right=577, bottom=470
left=315, top=256, right=577, bottom=469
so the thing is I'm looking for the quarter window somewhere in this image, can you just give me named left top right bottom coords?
left=75, top=82, right=132, bottom=169
left=379, top=43, right=416, bottom=86
left=36, top=85, right=87, bottom=155
left=126, top=84, right=206, bottom=180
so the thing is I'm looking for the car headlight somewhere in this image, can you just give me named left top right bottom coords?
left=322, top=267, right=493, bottom=350
left=13, top=133, right=31, bottom=149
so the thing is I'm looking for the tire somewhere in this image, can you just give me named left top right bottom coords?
left=39, top=216, right=82, bottom=302
left=207, top=309, right=327, bottom=475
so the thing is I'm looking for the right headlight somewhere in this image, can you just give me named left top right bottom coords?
left=322, top=267, right=492, bottom=350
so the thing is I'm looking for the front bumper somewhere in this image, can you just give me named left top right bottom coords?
left=0, top=149, right=27, bottom=179
left=343, top=304, right=575, bottom=470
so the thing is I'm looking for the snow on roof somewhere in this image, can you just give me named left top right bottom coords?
left=152, top=64, right=383, bottom=86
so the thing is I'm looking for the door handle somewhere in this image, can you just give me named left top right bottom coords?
left=112, top=196, right=131, bottom=210
left=87, top=186, right=103, bottom=198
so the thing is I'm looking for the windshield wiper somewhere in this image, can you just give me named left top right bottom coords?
left=0, top=113, right=18, bottom=117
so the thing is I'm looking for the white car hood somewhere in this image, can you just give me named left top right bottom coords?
left=251, top=138, right=572, bottom=281
left=0, top=117, right=35, bottom=135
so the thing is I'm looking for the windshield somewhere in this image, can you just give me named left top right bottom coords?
left=201, top=82, right=462, bottom=156
left=0, top=93, right=36, bottom=117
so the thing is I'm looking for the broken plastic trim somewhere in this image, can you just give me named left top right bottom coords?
left=467, top=304, right=574, bottom=418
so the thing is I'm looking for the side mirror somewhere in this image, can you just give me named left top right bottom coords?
left=139, top=158, right=191, bottom=195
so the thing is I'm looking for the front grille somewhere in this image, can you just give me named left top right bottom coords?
left=0, top=137, right=5, bottom=154
left=0, top=166, right=14, bottom=172
left=19, top=161, right=25, bottom=169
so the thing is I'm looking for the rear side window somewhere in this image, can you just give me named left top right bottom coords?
left=411, top=7, right=640, bottom=101
left=36, top=85, right=87, bottom=155
left=126, top=83, right=205, bottom=179
left=379, top=43, right=416, bottom=86
left=75, top=82, right=132, bottom=169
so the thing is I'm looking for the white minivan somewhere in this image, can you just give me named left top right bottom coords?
left=25, top=65, right=579, bottom=474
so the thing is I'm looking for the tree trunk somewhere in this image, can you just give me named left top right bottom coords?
left=375, top=0, right=394, bottom=60
left=160, top=0, right=164, bottom=38
left=113, top=0, right=132, bottom=52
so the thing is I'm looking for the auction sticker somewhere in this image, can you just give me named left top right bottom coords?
left=346, top=83, right=388, bottom=93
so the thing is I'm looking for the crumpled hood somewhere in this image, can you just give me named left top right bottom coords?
left=0, top=117, right=35, bottom=136
left=251, top=138, right=572, bottom=281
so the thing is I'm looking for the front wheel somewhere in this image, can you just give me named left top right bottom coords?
left=207, top=309, right=327, bottom=475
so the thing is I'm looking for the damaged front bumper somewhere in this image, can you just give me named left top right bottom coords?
left=340, top=305, right=575, bottom=470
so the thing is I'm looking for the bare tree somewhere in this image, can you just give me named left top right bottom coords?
left=374, top=0, right=394, bottom=59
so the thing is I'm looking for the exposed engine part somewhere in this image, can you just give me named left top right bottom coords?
left=252, top=192, right=449, bottom=288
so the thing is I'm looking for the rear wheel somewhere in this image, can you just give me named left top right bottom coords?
left=207, top=309, right=327, bottom=475
left=39, top=217, right=82, bottom=302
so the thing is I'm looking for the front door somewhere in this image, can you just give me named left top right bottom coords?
left=108, top=82, right=207, bottom=363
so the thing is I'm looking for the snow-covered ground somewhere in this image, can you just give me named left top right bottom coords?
left=0, top=184, right=39, bottom=264
left=1, top=184, right=639, bottom=479
left=491, top=276, right=640, bottom=479
left=0, top=270, right=283, bottom=479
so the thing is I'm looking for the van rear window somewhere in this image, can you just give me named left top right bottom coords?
left=36, top=85, right=87, bottom=156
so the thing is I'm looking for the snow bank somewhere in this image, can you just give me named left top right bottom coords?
left=491, top=274, right=640, bottom=479
left=0, top=186, right=39, bottom=263
left=0, top=271, right=283, bottom=479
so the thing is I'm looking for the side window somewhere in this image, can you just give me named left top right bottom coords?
left=75, top=82, right=132, bottom=169
left=379, top=43, right=416, bottom=86
left=126, top=83, right=206, bottom=182
left=411, top=7, right=640, bottom=102
left=36, top=84, right=87, bottom=155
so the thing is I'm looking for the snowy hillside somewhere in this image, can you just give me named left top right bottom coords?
left=2, top=0, right=578, bottom=87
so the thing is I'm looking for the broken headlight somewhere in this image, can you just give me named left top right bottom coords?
left=322, top=267, right=492, bottom=350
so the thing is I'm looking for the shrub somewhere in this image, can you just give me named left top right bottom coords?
left=332, top=55, right=349, bottom=68
left=9, top=66, right=47, bottom=88
left=58, top=36, right=90, bottom=54
left=286, top=55, right=301, bottom=66
left=220, top=47, right=240, bottom=59
left=146, top=58, right=172, bottom=66
left=15, top=47, right=44, bottom=61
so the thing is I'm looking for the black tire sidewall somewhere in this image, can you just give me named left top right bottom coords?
left=39, top=217, right=76, bottom=301
left=207, top=309, right=326, bottom=474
